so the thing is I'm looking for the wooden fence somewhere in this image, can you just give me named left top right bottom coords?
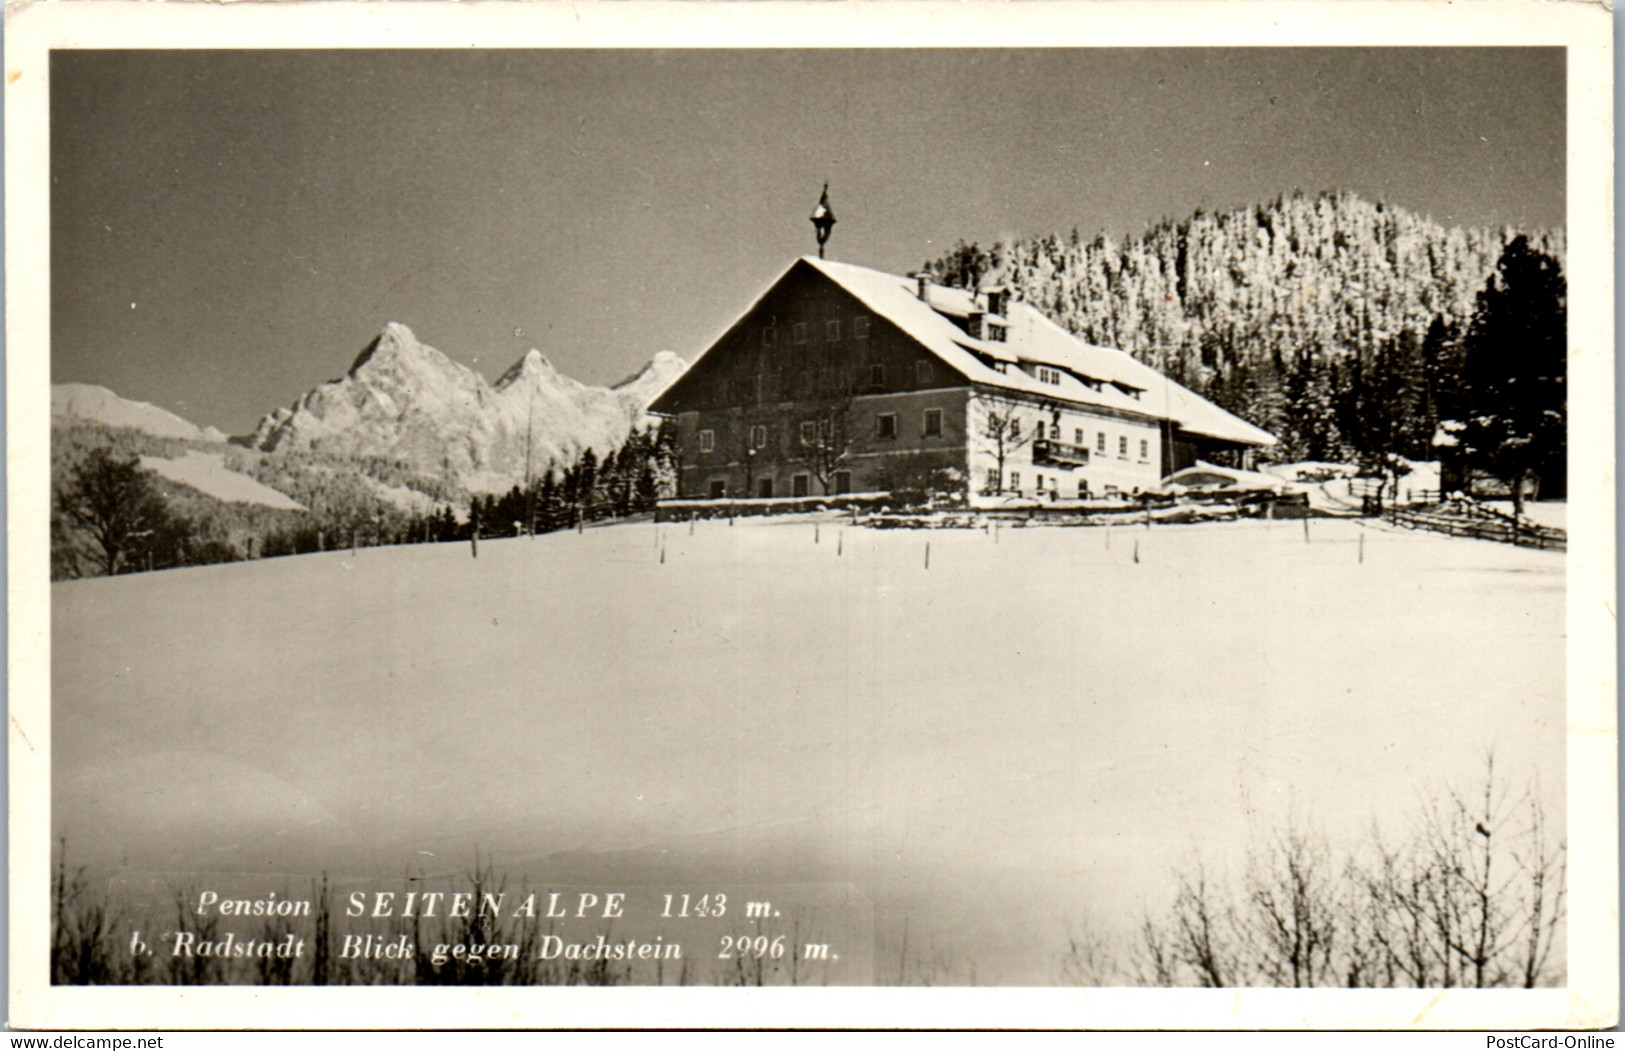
left=1382, top=500, right=1565, bottom=550
left=1348, top=478, right=1441, bottom=507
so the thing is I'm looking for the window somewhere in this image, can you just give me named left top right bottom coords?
left=870, top=363, right=886, bottom=387
left=1010, top=471, right=1020, bottom=490
left=792, top=322, right=809, bottom=345
left=986, top=468, right=1001, bottom=491
left=751, top=424, right=768, bottom=449
left=987, top=325, right=1007, bottom=343
left=1074, top=428, right=1084, bottom=445
left=792, top=474, right=810, bottom=497
left=1050, top=422, right=1061, bottom=440
left=853, top=316, right=870, bottom=340
left=833, top=470, right=852, bottom=495
left=876, top=413, right=898, bottom=440
left=1078, top=480, right=1090, bottom=499
left=1119, top=436, right=1129, bottom=458
left=1139, top=439, right=1150, bottom=461
left=916, top=360, right=934, bottom=385
left=800, top=421, right=818, bottom=446
left=923, top=408, right=943, bottom=438
left=1097, top=432, right=1107, bottom=453
left=1036, top=475, right=1045, bottom=492
left=699, top=429, right=715, bottom=453
left=1037, top=366, right=1062, bottom=386
left=826, top=320, right=841, bottom=342
left=708, top=480, right=726, bottom=499
left=761, top=326, right=777, bottom=347
left=757, top=477, right=774, bottom=498
left=1011, top=418, right=1022, bottom=439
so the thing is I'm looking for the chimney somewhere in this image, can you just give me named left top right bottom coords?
left=915, top=273, right=929, bottom=304
left=967, top=307, right=985, bottom=340
left=986, top=287, right=1006, bottom=317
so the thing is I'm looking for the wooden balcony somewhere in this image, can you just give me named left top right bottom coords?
left=1032, top=438, right=1091, bottom=467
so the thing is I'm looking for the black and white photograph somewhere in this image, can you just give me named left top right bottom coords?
left=8, top=0, right=1616, bottom=1030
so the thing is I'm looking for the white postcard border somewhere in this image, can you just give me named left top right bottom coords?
left=6, top=0, right=1615, bottom=1030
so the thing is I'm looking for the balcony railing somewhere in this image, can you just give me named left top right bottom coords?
left=1032, top=438, right=1090, bottom=467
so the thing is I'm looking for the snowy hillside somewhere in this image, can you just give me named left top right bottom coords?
left=53, top=516, right=1563, bottom=985
left=138, top=450, right=306, bottom=511
left=53, top=383, right=226, bottom=444
left=249, top=323, right=685, bottom=492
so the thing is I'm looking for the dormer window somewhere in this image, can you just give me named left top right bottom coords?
left=1036, top=366, right=1062, bottom=386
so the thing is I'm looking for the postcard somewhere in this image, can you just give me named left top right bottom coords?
left=8, top=0, right=1616, bottom=1030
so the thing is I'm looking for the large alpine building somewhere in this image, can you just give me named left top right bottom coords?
left=650, top=256, right=1275, bottom=502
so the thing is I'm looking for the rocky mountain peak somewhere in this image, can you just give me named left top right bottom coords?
left=613, top=349, right=688, bottom=402
left=346, top=322, right=464, bottom=379
left=496, top=347, right=561, bottom=389
left=248, top=324, right=688, bottom=493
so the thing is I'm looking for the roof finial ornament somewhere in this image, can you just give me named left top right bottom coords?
left=809, top=183, right=836, bottom=260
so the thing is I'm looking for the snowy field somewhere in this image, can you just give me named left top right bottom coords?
left=53, top=515, right=1564, bottom=984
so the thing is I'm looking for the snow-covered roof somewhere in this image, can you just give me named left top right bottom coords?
left=1161, top=460, right=1294, bottom=494
left=803, top=257, right=1275, bottom=447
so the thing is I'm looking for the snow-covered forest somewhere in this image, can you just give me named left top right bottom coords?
left=923, top=190, right=1566, bottom=489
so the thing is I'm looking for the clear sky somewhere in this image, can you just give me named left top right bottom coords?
left=51, top=47, right=1565, bottom=435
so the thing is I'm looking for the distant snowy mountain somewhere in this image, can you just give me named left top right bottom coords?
left=248, top=323, right=686, bottom=493
left=53, top=383, right=226, bottom=443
